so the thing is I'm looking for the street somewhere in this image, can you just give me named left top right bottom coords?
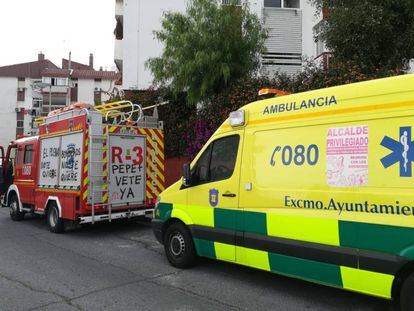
left=0, top=207, right=392, bottom=311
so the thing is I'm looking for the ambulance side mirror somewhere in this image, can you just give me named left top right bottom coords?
left=183, top=163, right=192, bottom=187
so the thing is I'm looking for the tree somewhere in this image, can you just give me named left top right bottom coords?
left=146, top=0, right=266, bottom=105
left=311, top=0, right=414, bottom=72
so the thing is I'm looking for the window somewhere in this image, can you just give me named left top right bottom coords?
left=316, top=37, right=325, bottom=57
left=94, top=90, right=102, bottom=105
left=33, top=98, right=42, bottom=108
left=314, top=20, right=327, bottom=57
left=42, top=77, right=68, bottom=86
left=55, top=78, right=68, bottom=86
left=193, top=145, right=212, bottom=184
left=222, top=0, right=241, bottom=5
left=283, top=0, right=299, bottom=8
left=264, top=0, right=299, bottom=8
left=209, top=136, right=239, bottom=182
left=115, top=16, right=123, bottom=40
left=24, top=144, right=34, bottom=164
left=9, top=147, right=17, bottom=163
left=16, top=148, right=22, bottom=164
left=17, top=89, right=25, bottom=101
left=264, top=0, right=281, bottom=7
left=191, top=135, right=240, bottom=185
left=71, top=87, right=78, bottom=102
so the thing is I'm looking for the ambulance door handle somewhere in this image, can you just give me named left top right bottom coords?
left=222, top=192, right=236, bottom=198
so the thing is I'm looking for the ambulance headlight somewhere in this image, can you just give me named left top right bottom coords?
left=229, top=110, right=245, bottom=127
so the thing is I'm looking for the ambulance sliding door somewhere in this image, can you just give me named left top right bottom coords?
left=239, top=123, right=344, bottom=278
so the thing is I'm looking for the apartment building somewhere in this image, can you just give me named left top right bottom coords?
left=114, top=0, right=321, bottom=90
left=0, top=53, right=56, bottom=147
left=0, top=53, right=119, bottom=147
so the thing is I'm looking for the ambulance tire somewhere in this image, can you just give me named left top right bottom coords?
left=164, top=222, right=197, bottom=269
left=401, top=273, right=414, bottom=311
left=9, top=195, right=24, bottom=221
left=47, top=203, right=64, bottom=233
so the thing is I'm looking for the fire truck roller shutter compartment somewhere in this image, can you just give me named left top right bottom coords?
left=108, top=133, right=146, bottom=207
left=39, top=132, right=83, bottom=190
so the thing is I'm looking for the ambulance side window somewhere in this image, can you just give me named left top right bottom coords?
left=23, top=144, right=34, bottom=164
left=191, top=135, right=239, bottom=185
left=209, top=135, right=239, bottom=182
left=192, top=145, right=212, bottom=184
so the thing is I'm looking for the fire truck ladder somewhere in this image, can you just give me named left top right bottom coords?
left=95, top=100, right=143, bottom=125
left=88, top=123, right=111, bottom=224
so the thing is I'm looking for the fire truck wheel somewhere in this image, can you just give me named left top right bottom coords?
left=9, top=195, right=25, bottom=221
left=47, top=203, right=64, bottom=233
left=164, top=222, right=197, bottom=269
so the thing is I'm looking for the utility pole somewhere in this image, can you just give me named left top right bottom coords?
left=49, top=85, right=52, bottom=114
left=67, top=51, right=72, bottom=106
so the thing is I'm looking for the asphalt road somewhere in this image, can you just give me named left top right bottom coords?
left=0, top=207, right=394, bottom=311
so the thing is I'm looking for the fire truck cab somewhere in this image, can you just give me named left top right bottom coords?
left=0, top=101, right=165, bottom=233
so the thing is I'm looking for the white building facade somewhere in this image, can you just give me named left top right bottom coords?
left=0, top=53, right=119, bottom=148
left=41, top=69, right=120, bottom=115
left=0, top=54, right=56, bottom=147
left=114, top=0, right=321, bottom=90
left=0, top=77, right=28, bottom=148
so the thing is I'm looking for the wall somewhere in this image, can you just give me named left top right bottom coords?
left=408, top=60, right=414, bottom=74
left=301, top=0, right=318, bottom=59
left=101, top=79, right=115, bottom=102
left=23, top=78, right=41, bottom=135
left=250, top=0, right=317, bottom=60
left=165, top=156, right=190, bottom=187
left=77, top=79, right=95, bottom=104
left=123, top=0, right=187, bottom=90
left=76, top=79, right=116, bottom=104
left=0, top=77, right=18, bottom=148
left=120, top=0, right=319, bottom=89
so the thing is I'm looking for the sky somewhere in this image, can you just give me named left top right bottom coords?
left=0, top=0, right=115, bottom=70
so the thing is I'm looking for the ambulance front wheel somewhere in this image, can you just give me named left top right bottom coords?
left=164, top=222, right=197, bottom=269
left=47, top=202, right=64, bottom=233
left=9, top=195, right=24, bottom=221
left=401, top=273, right=414, bottom=311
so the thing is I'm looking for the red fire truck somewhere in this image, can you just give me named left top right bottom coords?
left=0, top=101, right=165, bottom=233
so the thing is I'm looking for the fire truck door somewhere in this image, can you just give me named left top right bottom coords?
left=17, top=143, right=35, bottom=205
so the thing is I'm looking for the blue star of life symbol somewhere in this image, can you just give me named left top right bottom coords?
left=380, top=126, right=414, bottom=177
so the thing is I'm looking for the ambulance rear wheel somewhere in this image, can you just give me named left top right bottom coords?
left=47, top=203, right=64, bottom=233
left=401, top=273, right=414, bottom=311
left=164, top=223, right=197, bottom=268
left=9, top=195, right=24, bottom=221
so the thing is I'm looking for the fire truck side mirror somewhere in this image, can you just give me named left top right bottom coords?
left=183, top=163, right=192, bottom=187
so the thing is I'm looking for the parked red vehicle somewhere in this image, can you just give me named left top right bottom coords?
left=0, top=101, right=165, bottom=233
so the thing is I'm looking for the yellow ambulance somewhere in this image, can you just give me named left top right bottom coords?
left=152, top=74, right=414, bottom=309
